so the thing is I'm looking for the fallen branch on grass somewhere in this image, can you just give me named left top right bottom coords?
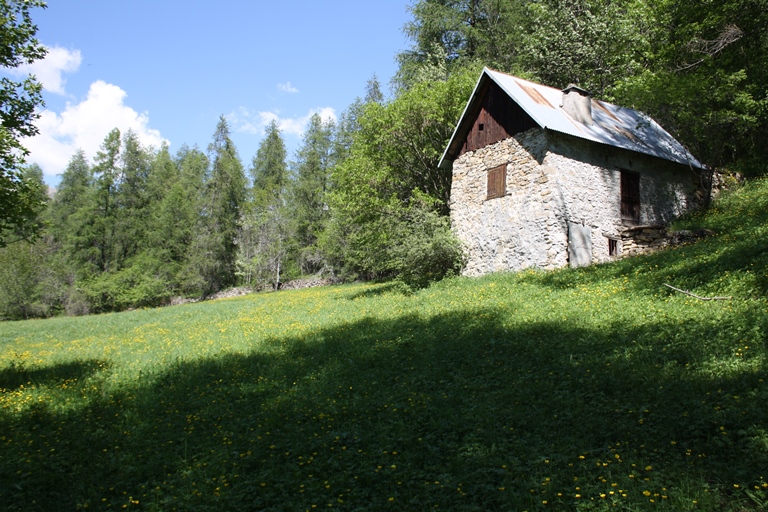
left=663, top=283, right=732, bottom=301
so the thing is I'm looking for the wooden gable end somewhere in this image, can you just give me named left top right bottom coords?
left=460, top=81, right=538, bottom=156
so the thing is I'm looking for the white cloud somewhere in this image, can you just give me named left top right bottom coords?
left=277, top=82, right=299, bottom=94
left=24, top=80, right=167, bottom=181
left=229, top=106, right=337, bottom=138
left=10, top=46, right=82, bottom=95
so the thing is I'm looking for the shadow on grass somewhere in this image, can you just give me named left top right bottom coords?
left=0, top=358, right=107, bottom=391
left=1, top=306, right=768, bottom=511
left=342, top=282, right=405, bottom=300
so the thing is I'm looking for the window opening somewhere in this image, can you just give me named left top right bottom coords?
left=620, top=170, right=640, bottom=224
left=608, top=238, right=618, bottom=257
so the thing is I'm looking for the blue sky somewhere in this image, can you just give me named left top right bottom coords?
left=8, top=1, right=414, bottom=186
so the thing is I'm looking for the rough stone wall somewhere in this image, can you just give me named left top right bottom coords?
left=450, top=129, right=564, bottom=276
left=620, top=226, right=670, bottom=257
left=279, top=277, right=336, bottom=291
left=450, top=128, right=701, bottom=276
left=621, top=227, right=714, bottom=258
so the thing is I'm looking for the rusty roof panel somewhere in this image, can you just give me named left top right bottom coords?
left=593, top=100, right=620, bottom=122
left=516, top=82, right=554, bottom=108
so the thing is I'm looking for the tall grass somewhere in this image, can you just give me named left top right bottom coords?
left=1, top=178, right=767, bottom=511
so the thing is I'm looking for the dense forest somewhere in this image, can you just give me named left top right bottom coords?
left=1, top=0, right=767, bottom=319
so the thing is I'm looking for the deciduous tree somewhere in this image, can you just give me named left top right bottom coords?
left=0, top=163, right=50, bottom=318
left=614, top=0, right=768, bottom=177
left=0, top=0, right=48, bottom=246
left=330, top=68, right=475, bottom=281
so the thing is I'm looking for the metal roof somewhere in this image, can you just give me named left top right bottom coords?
left=439, top=68, right=702, bottom=169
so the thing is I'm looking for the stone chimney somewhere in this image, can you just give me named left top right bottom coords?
left=561, top=84, right=593, bottom=125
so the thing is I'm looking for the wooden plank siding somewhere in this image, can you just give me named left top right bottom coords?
left=460, top=81, right=538, bottom=156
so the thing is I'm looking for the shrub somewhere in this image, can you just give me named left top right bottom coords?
left=389, top=206, right=465, bottom=290
left=80, top=253, right=176, bottom=312
left=0, top=241, right=49, bottom=319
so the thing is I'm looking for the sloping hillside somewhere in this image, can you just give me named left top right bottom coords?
left=1, top=178, right=767, bottom=511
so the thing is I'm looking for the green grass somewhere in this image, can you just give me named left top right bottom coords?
left=2, top=178, right=768, bottom=511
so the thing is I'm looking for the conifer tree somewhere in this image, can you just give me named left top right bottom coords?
left=144, top=143, right=184, bottom=261
left=250, top=119, right=288, bottom=201
left=192, top=116, right=247, bottom=295
left=90, top=128, right=121, bottom=273
left=289, top=113, right=335, bottom=275
left=114, top=129, right=152, bottom=264
left=49, top=150, right=91, bottom=233
left=174, top=145, right=211, bottom=295
left=240, top=120, right=290, bottom=289
left=46, top=150, right=98, bottom=292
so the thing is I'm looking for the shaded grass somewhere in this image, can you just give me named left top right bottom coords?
left=1, top=179, right=768, bottom=511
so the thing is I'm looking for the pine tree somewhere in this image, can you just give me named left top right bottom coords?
left=90, top=128, right=121, bottom=273
left=250, top=119, right=288, bottom=201
left=192, top=116, right=247, bottom=295
left=289, top=114, right=336, bottom=275
left=240, top=121, right=290, bottom=289
left=50, top=150, right=91, bottom=233
left=47, top=150, right=96, bottom=294
left=114, top=129, right=152, bottom=264
left=144, top=143, right=184, bottom=261
left=364, top=74, right=385, bottom=105
left=175, top=145, right=211, bottom=295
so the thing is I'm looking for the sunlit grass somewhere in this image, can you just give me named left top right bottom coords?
left=1, top=178, right=768, bottom=510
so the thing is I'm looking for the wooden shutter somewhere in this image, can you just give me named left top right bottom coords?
left=487, top=165, right=506, bottom=200
left=621, top=171, right=640, bottom=223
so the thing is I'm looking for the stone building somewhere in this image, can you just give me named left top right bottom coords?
left=439, top=68, right=704, bottom=276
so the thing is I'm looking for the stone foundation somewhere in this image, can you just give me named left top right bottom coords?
left=620, top=226, right=669, bottom=257
left=621, top=227, right=713, bottom=257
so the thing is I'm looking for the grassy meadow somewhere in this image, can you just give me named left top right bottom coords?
left=2, top=179, right=768, bottom=511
